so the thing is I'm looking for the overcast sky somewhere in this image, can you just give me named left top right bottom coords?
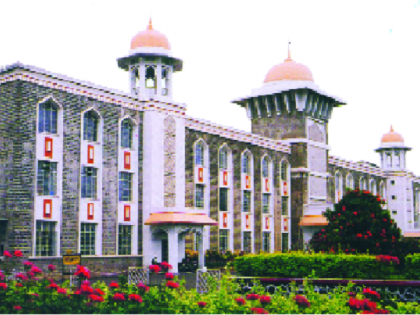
left=1, top=0, right=420, bottom=174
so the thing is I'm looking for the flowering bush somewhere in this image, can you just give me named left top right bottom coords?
left=294, top=295, right=311, bottom=308
left=149, top=264, right=161, bottom=273
left=165, top=272, right=174, bottom=280
left=160, top=261, right=173, bottom=271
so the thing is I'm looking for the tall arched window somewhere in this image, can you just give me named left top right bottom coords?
left=38, top=100, right=58, bottom=134
left=262, top=156, right=270, bottom=178
left=346, top=173, right=354, bottom=189
left=195, top=141, right=204, bottom=166
left=335, top=171, right=343, bottom=202
left=219, top=146, right=228, bottom=170
left=242, top=152, right=251, bottom=175
left=281, top=160, right=289, bottom=182
left=83, top=111, right=99, bottom=142
left=121, top=119, right=133, bottom=149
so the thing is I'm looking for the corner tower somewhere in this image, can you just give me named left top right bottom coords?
left=117, top=19, right=183, bottom=101
left=232, top=48, right=346, bottom=249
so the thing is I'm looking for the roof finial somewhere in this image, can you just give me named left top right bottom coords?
left=390, top=125, right=394, bottom=132
left=148, top=18, right=153, bottom=30
left=287, top=41, right=292, bottom=60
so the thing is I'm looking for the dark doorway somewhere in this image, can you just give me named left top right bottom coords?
left=161, top=237, right=168, bottom=263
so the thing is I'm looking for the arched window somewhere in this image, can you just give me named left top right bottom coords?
left=262, top=156, right=270, bottom=178
left=280, top=160, right=289, bottom=182
left=38, top=100, right=58, bottom=133
left=219, top=146, right=229, bottom=170
left=145, top=66, right=156, bottom=88
left=346, top=173, right=354, bottom=189
left=242, top=152, right=251, bottom=174
left=395, top=152, right=400, bottom=168
left=83, top=111, right=99, bottom=142
left=121, top=119, right=133, bottom=148
left=371, top=180, right=377, bottom=195
left=195, top=141, right=204, bottom=166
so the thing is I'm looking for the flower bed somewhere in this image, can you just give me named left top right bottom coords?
left=2, top=251, right=420, bottom=313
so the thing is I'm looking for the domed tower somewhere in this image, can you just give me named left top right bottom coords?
left=117, top=19, right=183, bottom=101
left=232, top=48, right=346, bottom=249
left=376, top=126, right=411, bottom=171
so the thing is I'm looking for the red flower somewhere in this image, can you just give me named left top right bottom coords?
left=294, top=295, right=310, bottom=308
left=251, top=308, right=269, bottom=314
left=110, top=282, right=119, bottom=289
left=4, top=251, right=12, bottom=258
left=74, top=266, right=90, bottom=279
left=235, top=297, right=246, bottom=305
left=46, top=283, right=59, bottom=290
left=371, top=214, right=375, bottom=218
left=353, top=212, right=357, bottom=215
left=113, top=293, right=125, bottom=301
left=149, top=265, right=161, bottom=273
left=342, top=206, right=346, bottom=211
left=377, top=198, right=381, bottom=202
left=94, top=288, right=105, bottom=296
left=13, top=306, right=22, bottom=310
left=383, top=219, right=387, bottom=222
left=81, top=284, right=94, bottom=294
left=357, top=234, right=362, bottom=238
left=23, top=261, right=33, bottom=267
left=15, top=283, right=23, bottom=287
left=166, top=281, right=179, bottom=289
left=47, top=264, right=56, bottom=271
left=15, top=273, right=25, bottom=280
left=137, top=282, right=150, bottom=292
left=129, top=294, right=143, bottom=303
left=363, top=288, right=380, bottom=300
left=321, top=229, right=325, bottom=232
left=338, top=213, right=341, bottom=216
left=197, top=301, right=207, bottom=308
left=14, top=250, right=23, bottom=257
left=165, top=272, right=174, bottom=280
left=246, top=293, right=260, bottom=301
left=30, top=266, right=42, bottom=274
left=161, top=261, right=173, bottom=270
left=89, top=294, right=104, bottom=302
left=31, top=293, right=39, bottom=298
left=259, top=295, right=271, bottom=305
left=57, top=288, right=67, bottom=295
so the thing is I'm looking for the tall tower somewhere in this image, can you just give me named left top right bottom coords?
left=376, top=126, right=412, bottom=232
left=232, top=48, right=346, bottom=248
left=117, top=19, right=183, bottom=101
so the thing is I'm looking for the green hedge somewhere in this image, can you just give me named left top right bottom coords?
left=233, top=252, right=400, bottom=279
left=403, top=254, right=420, bottom=280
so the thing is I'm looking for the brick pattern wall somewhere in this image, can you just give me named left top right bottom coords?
left=185, top=128, right=288, bottom=253
left=251, top=113, right=307, bottom=140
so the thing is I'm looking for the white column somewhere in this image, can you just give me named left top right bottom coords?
left=168, top=226, right=179, bottom=273
left=198, top=228, right=205, bottom=270
left=130, top=66, right=137, bottom=95
left=166, top=67, right=173, bottom=99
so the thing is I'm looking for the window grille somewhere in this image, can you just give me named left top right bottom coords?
left=242, top=191, right=251, bottom=212
left=118, top=225, right=132, bottom=255
left=119, top=172, right=132, bottom=202
left=219, top=147, right=228, bottom=170
left=243, top=232, right=252, bottom=253
left=195, top=142, right=204, bottom=166
left=195, top=184, right=204, bottom=209
left=37, top=161, right=57, bottom=196
left=263, top=232, right=271, bottom=252
left=36, top=221, right=56, bottom=257
left=83, top=111, right=98, bottom=142
left=219, top=229, right=229, bottom=253
left=262, top=157, right=269, bottom=178
left=81, top=167, right=97, bottom=198
left=81, top=223, right=96, bottom=255
left=219, top=188, right=228, bottom=211
left=281, top=197, right=288, bottom=216
left=38, top=102, right=58, bottom=133
left=242, top=154, right=250, bottom=174
left=121, top=120, right=133, bottom=149
left=262, top=193, right=270, bottom=214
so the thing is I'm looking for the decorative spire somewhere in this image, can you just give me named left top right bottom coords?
left=288, top=42, right=291, bottom=59
left=147, top=18, right=153, bottom=30
left=390, top=125, right=394, bottom=133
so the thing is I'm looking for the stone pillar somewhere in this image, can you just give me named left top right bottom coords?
left=156, top=63, right=162, bottom=97
left=197, top=229, right=205, bottom=270
left=167, top=67, right=173, bottom=98
left=168, top=226, right=179, bottom=273
left=130, top=66, right=137, bottom=95
left=139, top=64, right=146, bottom=97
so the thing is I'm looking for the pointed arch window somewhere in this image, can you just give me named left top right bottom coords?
left=195, top=141, right=204, bottom=167
left=219, top=146, right=229, bottom=170
left=121, top=119, right=133, bottom=149
left=145, top=66, right=156, bottom=89
left=83, top=111, right=99, bottom=142
left=262, top=156, right=270, bottom=178
left=242, top=152, right=251, bottom=175
left=38, top=101, right=58, bottom=134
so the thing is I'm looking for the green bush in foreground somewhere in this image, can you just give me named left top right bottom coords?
left=1, top=259, right=420, bottom=314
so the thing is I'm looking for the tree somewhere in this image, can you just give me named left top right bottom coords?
left=309, top=189, right=401, bottom=255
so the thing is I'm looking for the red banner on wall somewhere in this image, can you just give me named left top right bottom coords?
left=45, top=137, right=53, bottom=158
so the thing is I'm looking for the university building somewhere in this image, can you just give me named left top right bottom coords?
left=0, top=20, right=419, bottom=273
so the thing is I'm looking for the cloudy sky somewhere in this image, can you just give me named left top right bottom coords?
left=1, top=0, right=420, bottom=173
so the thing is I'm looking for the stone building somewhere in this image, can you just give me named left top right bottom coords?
left=0, top=20, right=419, bottom=273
